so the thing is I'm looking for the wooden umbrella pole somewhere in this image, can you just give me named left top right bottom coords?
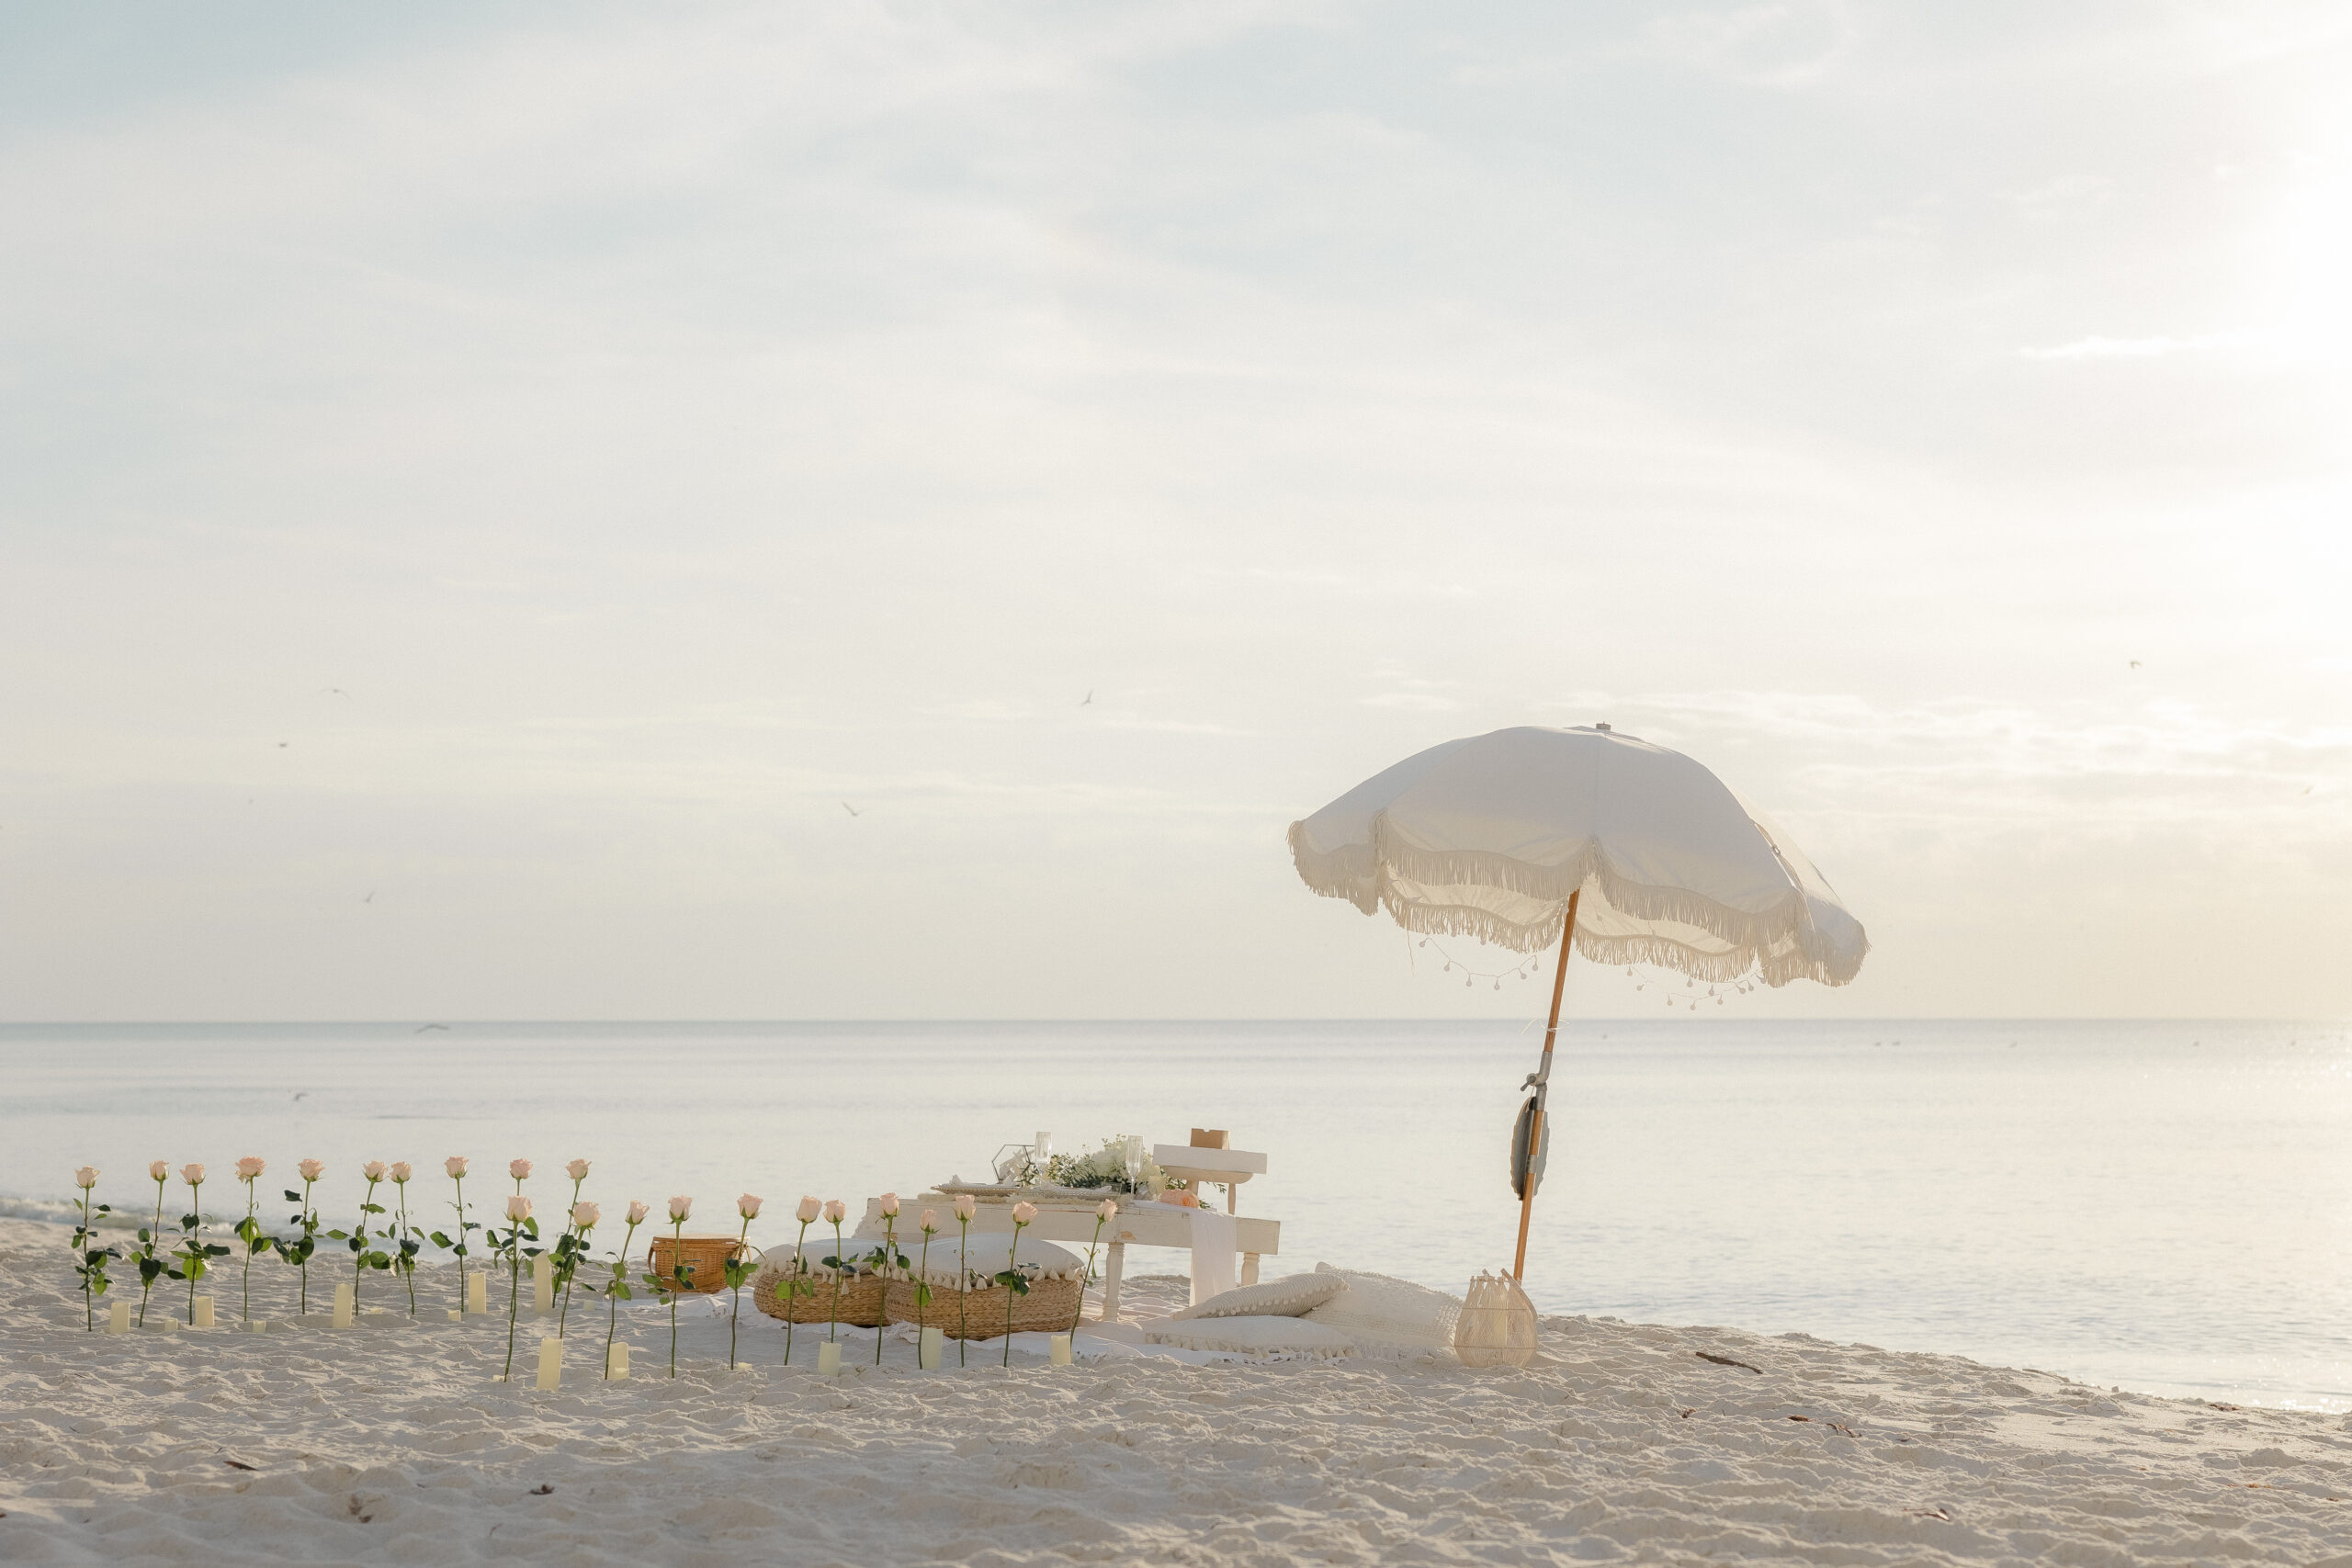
left=1511, top=888, right=1580, bottom=1281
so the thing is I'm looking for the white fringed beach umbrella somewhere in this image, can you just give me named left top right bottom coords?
left=1287, top=724, right=1868, bottom=1278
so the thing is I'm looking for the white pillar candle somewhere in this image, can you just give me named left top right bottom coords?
left=107, top=1300, right=130, bottom=1334
left=1050, top=1333, right=1072, bottom=1365
left=919, top=1325, right=944, bottom=1370
left=192, top=1296, right=215, bottom=1329
left=607, top=1342, right=630, bottom=1380
left=817, top=1340, right=842, bottom=1376
left=536, top=1337, right=562, bottom=1391
left=447, top=1308, right=463, bottom=1322
left=533, top=1254, right=553, bottom=1313
left=333, top=1282, right=355, bottom=1328
left=1035, top=1130, right=1052, bottom=1161
left=466, top=1271, right=488, bottom=1314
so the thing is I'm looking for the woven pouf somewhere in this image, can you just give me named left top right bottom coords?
left=884, top=1276, right=1084, bottom=1340
left=752, top=1261, right=887, bottom=1327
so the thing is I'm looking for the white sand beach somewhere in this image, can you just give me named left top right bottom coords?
left=5, top=1219, right=2348, bottom=1565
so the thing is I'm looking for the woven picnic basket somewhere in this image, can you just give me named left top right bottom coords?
left=883, top=1275, right=1084, bottom=1339
left=752, top=1259, right=886, bottom=1327
left=647, top=1235, right=747, bottom=1296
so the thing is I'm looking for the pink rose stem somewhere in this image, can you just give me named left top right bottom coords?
left=72, top=1176, right=96, bottom=1332
left=604, top=1213, right=641, bottom=1381
left=957, top=1213, right=970, bottom=1366
left=827, top=1213, right=845, bottom=1345
left=354, top=1173, right=379, bottom=1308
left=1002, top=1214, right=1029, bottom=1367
left=298, top=1174, right=317, bottom=1315
left=239, top=1169, right=261, bottom=1324
left=876, top=1210, right=899, bottom=1366
left=502, top=1203, right=527, bottom=1382
left=729, top=1210, right=752, bottom=1370
left=669, top=1212, right=687, bottom=1378
left=786, top=1214, right=811, bottom=1366
left=557, top=1168, right=586, bottom=1335
left=451, top=1168, right=468, bottom=1312
left=183, top=1169, right=204, bottom=1324
left=918, top=1223, right=933, bottom=1337
left=393, top=1175, right=415, bottom=1316
left=138, top=1168, right=165, bottom=1327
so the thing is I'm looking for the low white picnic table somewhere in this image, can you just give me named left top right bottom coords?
left=862, top=1191, right=1280, bottom=1323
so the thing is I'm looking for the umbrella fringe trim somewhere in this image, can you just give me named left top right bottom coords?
left=1288, top=820, right=1865, bottom=987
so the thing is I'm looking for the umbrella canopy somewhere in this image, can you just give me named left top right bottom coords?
left=1287, top=724, right=1867, bottom=987
left=1289, top=724, right=1871, bottom=1283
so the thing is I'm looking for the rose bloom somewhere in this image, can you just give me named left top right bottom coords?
left=919, top=1208, right=938, bottom=1233
left=509, top=1159, right=532, bottom=1181
left=667, top=1195, right=693, bottom=1222
left=505, top=1195, right=532, bottom=1222
left=298, top=1158, right=325, bottom=1182
left=738, top=1193, right=763, bottom=1220
left=181, top=1163, right=205, bottom=1186
left=1096, top=1198, right=1118, bottom=1221
left=796, top=1196, right=822, bottom=1224
left=445, top=1156, right=469, bottom=1179
left=149, top=1160, right=169, bottom=1181
left=571, top=1201, right=600, bottom=1229
left=822, top=1199, right=846, bottom=1224
left=1012, top=1201, right=1039, bottom=1224
left=627, top=1200, right=651, bottom=1224
left=952, top=1193, right=978, bottom=1221
left=361, top=1160, right=387, bottom=1181
left=388, top=1162, right=413, bottom=1183
left=236, top=1156, right=266, bottom=1181
left=878, top=1192, right=899, bottom=1217
left=74, top=1166, right=99, bottom=1190
left=566, top=1158, right=590, bottom=1182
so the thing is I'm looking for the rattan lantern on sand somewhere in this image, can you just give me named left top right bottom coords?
left=1289, top=726, right=1870, bottom=1292
left=1454, top=1272, right=1541, bottom=1367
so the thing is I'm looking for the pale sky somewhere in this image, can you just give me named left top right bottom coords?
left=2, top=3, right=2346, bottom=1021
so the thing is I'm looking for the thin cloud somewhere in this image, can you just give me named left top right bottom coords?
left=2019, top=333, right=2253, bottom=361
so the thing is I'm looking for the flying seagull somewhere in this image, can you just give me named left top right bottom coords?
left=2130, top=660, right=2142, bottom=669
left=414, top=1022, right=450, bottom=1033
left=1080, top=690, right=1093, bottom=706
left=363, top=890, right=374, bottom=903
left=322, top=687, right=349, bottom=698
left=842, top=801, right=861, bottom=818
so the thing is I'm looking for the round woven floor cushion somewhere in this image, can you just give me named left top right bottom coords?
left=751, top=1262, right=886, bottom=1326
left=883, top=1277, right=1083, bottom=1340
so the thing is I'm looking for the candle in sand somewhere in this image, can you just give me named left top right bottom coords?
left=192, top=1296, right=214, bottom=1329
left=818, top=1341, right=842, bottom=1376
left=107, top=1300, right=130, bottom=1334
left=536, top=1337, right=561, bottom=1390
left=606, top=1342, right=630, bottom=1380
left=1050, top=1333, right=1072, bottom=1365
left=919, top=1325, right=944, bottom=1370
left=466, top=1271, right=488, bottom=1314
left=333, top=1282, right=354, bottom=1328
left=532, top=1254, right=552, bottom=1313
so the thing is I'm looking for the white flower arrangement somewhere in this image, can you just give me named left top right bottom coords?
left=1031, top=1134, right=1161, bottom=1194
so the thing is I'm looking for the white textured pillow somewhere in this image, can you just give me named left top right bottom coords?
left=1302, top=1264, right=1462, bottom=1355
left=1143, top=1316, right=1356, bottom=1359
left=1170, top=1273, right=1347, bottom=1321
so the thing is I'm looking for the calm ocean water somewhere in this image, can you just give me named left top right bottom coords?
left=2, top=1019, right=2345, bottom=1409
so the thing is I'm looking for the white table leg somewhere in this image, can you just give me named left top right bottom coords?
left=1241, top=1252, right=1260, bottom=1286
left=1100, top=1241, right=1125, bottom=1323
